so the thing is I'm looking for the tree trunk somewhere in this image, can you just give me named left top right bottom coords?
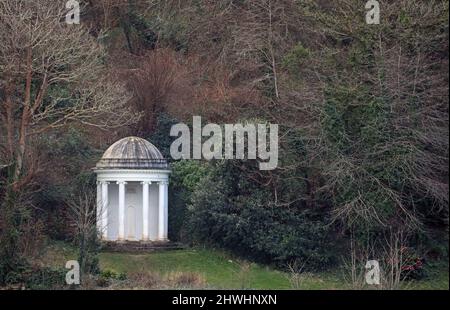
left=13, top=47, right=33, bottom=185
left=4, top=82, right=15, bottom=159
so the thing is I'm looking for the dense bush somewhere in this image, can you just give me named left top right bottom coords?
left=0, top=189, right=44, bottom=285
left=0, top=259, right=66, bottom=289
left=21, top=266, right=67, bottom=290
left=182, top=160, right=336, bottom=270
left=168, top=160, right=209, bottom=241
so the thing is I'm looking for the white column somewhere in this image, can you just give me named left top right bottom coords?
left=141, top=181, right=151, bottom=241
left=100, top=181, right=109, bottom=240
left=158, top=180, right=169, bottom=241
left=117, top=181, right=127, bottom=240
left=163, top=181, right=168, bottom=239
left=96, top=181, right=102, bottom=236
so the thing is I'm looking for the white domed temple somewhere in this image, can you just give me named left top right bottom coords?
left=94, top=137, right=171, bottom=242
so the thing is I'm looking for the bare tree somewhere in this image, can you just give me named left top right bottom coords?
left=231, top=0, right=290, bottom=100
left=121, top=48, right=181, bottom=135
left=287, top=260, right=310, bottom=289
left=343, top=228, right=414, bottom=290
left=0, top=0, right=138, bottom=191
left=67, top=186, right=99, bottom=282
left=275, top=0, right=448, bottom=232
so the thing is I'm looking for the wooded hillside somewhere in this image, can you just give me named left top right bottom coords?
left=0, top=0, right=448, bottom=288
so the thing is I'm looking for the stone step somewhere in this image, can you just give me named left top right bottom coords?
left=101, top=241, right=186, bottom=252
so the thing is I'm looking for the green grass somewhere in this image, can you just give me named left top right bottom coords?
left=39, top=241, right=448, bottom=290
left=98, top=248, right=294, bottom=289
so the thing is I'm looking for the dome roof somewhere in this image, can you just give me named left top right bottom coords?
left=96, top=137, right=168, bottom=170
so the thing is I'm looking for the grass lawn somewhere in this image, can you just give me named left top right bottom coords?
left=40, top=241, right=448, bottom=290
left=98, top=248, right=343, bottom=289
left=100, top=249, right=291, bottom=289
